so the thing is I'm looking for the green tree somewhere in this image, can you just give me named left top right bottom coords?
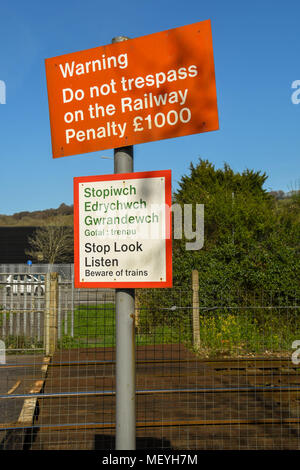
left=137, top=160, right=300, bottom=351
left=172, top=159, right=300, bottom=298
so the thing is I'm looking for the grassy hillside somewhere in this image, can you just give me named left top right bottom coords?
left=0, top=203, right=73, bottom=226
left=0, top=191, right=297, bottom=227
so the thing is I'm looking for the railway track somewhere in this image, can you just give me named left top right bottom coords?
left=1, top=345, right=300, bottom=450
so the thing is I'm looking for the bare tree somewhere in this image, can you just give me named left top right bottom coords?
left=26, top=224, right=73, bottom=264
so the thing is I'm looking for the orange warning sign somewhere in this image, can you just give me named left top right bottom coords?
left=45, top=20, right=219, bottom=158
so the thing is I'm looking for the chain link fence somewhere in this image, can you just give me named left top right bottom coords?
left=0, top=264, right=300, bottom=450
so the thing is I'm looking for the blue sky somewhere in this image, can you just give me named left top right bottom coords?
left=0, top=0, right=300, bottom=214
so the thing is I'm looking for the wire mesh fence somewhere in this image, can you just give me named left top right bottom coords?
left=0, top=264, right=300, bottom=450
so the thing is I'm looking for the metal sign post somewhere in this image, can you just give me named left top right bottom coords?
left=113, top=34, right=136, bottom=451
left=114, top=145, right=136, bottom=450
left=114, top=147, right=136, bottom=450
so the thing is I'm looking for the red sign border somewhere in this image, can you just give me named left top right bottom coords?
left=73, top=169, right=172, bottom=288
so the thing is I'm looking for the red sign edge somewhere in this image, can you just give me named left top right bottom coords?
left=73, top=169, right=172, bottom=288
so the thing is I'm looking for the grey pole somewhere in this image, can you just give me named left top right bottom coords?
left=112, top=36, right=136, bottom=451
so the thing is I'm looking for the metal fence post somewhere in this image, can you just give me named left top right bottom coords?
left=192, top=270, right=200, bottom=350
left=45, top=272, right=58, bottom=356
left=45, top=274, right=50, bottom=355
left=49, top=272, right=58, bottom=355
left=135, top=290, right=140, bottom=333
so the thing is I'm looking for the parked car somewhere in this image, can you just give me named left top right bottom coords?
left=6, top=274, right=45, bottom=296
